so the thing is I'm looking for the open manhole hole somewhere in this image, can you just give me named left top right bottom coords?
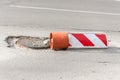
left=5, top=36, right=50, bottom=49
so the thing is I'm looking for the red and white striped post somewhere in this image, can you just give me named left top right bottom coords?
left=50, top=32, right=108, bottom=50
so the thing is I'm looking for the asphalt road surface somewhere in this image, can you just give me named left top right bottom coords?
left=0, top=0, right=120, bottom=80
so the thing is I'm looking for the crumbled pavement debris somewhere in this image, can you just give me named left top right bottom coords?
left=5, top=36, right=50, bottom=49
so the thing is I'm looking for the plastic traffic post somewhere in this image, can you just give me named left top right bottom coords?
left=50, top=32, right=108, bottom=50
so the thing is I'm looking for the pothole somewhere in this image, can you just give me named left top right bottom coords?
left=5, top=36, right=50, bottom=49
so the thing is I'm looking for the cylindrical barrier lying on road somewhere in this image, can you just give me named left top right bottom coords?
left=50, top=32, right=108, bottom=50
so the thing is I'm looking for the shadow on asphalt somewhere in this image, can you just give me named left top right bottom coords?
left=67, top=47, right=120, bottom=54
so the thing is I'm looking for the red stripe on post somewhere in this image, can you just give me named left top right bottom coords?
left=72, top=34, right=94, bottom=46
left=68, top=43, right=72, bottom=46
left=95, top=34, right=108, bottom=46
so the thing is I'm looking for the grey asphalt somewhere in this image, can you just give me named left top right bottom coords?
left=0, top=0, right=120, bottom=80
left=1, top=0, right=120, bottom=31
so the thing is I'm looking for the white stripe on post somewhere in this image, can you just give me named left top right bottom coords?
left=84, top=34, right=106, bottom=47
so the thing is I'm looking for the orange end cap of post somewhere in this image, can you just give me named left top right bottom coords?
left=50, top=32, right=69, bottom=50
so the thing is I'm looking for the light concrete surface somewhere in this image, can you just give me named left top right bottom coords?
left=0, top=0, right=120, bottom=80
